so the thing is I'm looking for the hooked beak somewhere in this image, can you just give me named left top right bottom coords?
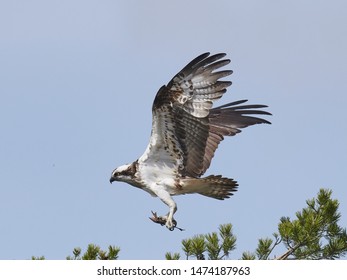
left=109, top=176, right=115, bottom=184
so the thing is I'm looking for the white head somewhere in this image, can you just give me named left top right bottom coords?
left=109, top=162, right=137, bottom=184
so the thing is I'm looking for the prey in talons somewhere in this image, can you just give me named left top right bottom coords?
left=149, top=211, right=184, bottom=231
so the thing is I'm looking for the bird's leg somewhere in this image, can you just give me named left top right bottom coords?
left=165, top=202, right=177, bottom=230
left=149, top=211, right=184, bottom=231
left=150, top=188, right=177, bottom=231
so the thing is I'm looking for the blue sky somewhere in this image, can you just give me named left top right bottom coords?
left=1, top=0, right=346, bottom=259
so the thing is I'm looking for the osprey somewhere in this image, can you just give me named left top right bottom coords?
left=110, top=53, right=271, bottom=231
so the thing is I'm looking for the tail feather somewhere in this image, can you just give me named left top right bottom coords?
left=181, top=175, right=238, bottom=200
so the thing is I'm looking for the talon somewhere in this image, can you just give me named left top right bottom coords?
left=149, top=211, right=184, bottom=231
left=165, top=217, right=177, bottom=231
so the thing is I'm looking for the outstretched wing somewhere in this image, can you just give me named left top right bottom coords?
left=140, top=53, right=271, bottom=178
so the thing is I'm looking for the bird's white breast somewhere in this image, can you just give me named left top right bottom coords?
left=137, top=159, right=179, bottom=195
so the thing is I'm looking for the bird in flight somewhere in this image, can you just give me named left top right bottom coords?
left=110, top=53, right=271, bottom=231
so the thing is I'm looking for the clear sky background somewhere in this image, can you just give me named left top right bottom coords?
left=1, top=0, right=346, bottom=260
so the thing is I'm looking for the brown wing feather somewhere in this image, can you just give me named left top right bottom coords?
left=173, top=106, right=209, bottom=177
left=151, top=53, right=271, bottom=178
left=201, top=100, right=271, bottom=175
left=166, top=53, right=232, bottom=118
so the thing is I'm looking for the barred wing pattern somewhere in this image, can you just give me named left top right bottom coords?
left=148, top=53, right=271, bottom=178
